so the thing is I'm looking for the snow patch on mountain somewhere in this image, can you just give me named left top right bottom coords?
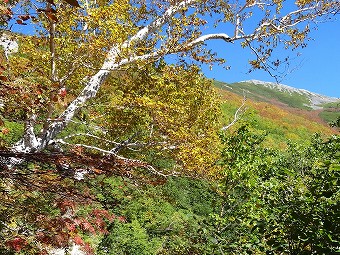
left=242, top=79, right=339, bottom=109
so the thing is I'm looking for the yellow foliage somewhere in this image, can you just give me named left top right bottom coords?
left=94, top=64, right=222, bottom=176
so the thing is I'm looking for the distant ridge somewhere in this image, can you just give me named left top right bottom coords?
left=214, top=79, right=340, bottom=125
left=242, top=80, right=339, bottom=109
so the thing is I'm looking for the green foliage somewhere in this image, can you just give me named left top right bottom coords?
left=96, top=177, right=221, bottom=255
left=320, top=101, right=340, bottom=109
left=94, top=125, right=339, bottom=255
left=258, top=135, right=340, bottom=254
left=100, top=219, right=163, bottom=255
left=214, top=126, right=340, bottom=254
left=330, top=116, right=340, bottom=128
left=216, top=81, right=312, bottom=110
left=0, top=121, right=24, bottom=147
left=319, top=110, right=340, bottom=124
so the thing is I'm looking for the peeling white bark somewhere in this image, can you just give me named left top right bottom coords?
left=0, top=34, right=18, bottom=59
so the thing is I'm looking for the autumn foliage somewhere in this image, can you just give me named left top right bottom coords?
left=1, top=0, right=340, bottom=253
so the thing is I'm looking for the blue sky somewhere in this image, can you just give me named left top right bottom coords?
left=202, top=18, right=340, bottom=98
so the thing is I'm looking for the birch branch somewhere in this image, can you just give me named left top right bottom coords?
left=22, top=114, right=39, bottom=150
left=52, top=139, right=177, bottom=177
left=53, top=139, right=120, bottom=155
left=186, top=33, right=233, bottom=47
left=55, top=133, right=121, bottom=146
left=221, top=96, right=247, bottom=131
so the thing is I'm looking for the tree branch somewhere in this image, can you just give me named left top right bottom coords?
left=221, top=95, right=247, bottom=131
left=48, top=3, right=57, bottom=83
left=186, top=33, right=233, bottom=47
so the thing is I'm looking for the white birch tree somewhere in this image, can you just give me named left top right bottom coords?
left=1, top=0, right=339, bottom=164
left=1, top=1, right=340, bottom=253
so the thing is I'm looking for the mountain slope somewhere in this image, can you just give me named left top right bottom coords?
left=215, top=79, right=340, bottom=124
left=215, top=80, right=338, bottom=149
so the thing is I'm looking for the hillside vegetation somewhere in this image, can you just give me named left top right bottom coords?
left=215, top=80, right=339, bottom=140
left=215, top=80, right=312, bottom=109
left=217, top=85, right=337, bottom=149
left=319, top=101, right=340, bottom=123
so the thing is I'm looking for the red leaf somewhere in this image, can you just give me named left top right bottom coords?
left=73, top=235, right=85, bottom=245
left=46, top=7, right=57, bottom=13
left=65, top=222, right=76, bottom=231
left=118, top=216, right=126, bottom=222
left=0, top=75, right=7, bottom=81
left=6, top=237, right=27, bottom=252
left=18, top=15, right=30, bottom=21
left=59, top=87, right=67, bottom=97
left=52, top=233, right=69, bottom=247
left=63, top=0, right=80, bottom=7
left=74, top=218, right=81, bottom=226
left=95, top=218, right=105, bottom=229
left=5, top=8, right=13, bottom=16
left=52, top=95, right=58, bottom=102
left=80, top=220, right=96, bottom=234
left=46, top=12, right=58, bottom=22
left=1, top=128, right=10, bottom=134
left=92, top=209, right=110, bottom=219
left=16, top=19, right=27, bottom=25
left=83, top=243, right=94, bottom=255
left=57, top=200, right=75, bottom=213
left=36, top=232, right=50, bottom=244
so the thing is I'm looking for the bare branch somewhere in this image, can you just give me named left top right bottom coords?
left=221, top=95, right=247, bottom=131
left=244, top=37, right=280, bottom=82
left=59, top=133, right=120, bottom=146
left=53, top=139, right=118, bottom=155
